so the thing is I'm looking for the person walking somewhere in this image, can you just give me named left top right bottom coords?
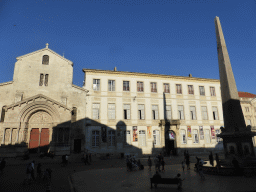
left=37, top=163, right=42, bottom=180
left=186, top=155, right=190, bottom=170
left=147, top=156, right=152, bottom=171
left=89, top=153, right=92, bottom=163
left=65, top=154, right=68, bottom=166
left=154, top=156, right=158, bottom=171
left=181, top=161, right=185, bottom=172
left=0, top=158, right=6, bottom=173
left=209, top=152, right=214, bottom=167
left=126, top=156, right=130, bottom=171
left=198, top=160, right=205, bottom=180
left=31, top=160, right=35, bottom=181
left=175, top=173, right=184, bottom=190
left=152, top=171, right=161, bottom=188
left=161, top=158, right=165, bottom=172
left=25, top=163, right=33, bottom=185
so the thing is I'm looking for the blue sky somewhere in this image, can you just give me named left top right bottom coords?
left=0, top=0, right=255, bottom=94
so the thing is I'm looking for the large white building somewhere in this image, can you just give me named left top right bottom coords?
left=83, top=68, right=224, bottom=156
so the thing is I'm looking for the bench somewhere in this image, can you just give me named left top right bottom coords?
left=150, top=178, right=179, bottom=188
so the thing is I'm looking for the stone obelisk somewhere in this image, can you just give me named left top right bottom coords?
left=214, top=16, right=255, bottom=158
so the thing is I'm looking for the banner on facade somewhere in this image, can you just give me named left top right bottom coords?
left=169, top=131, right=175, bottom=140
left=147, top=126, right=152, bottom=139
left=211, top=126, right=215, bottom=139
left=133, top=126, right=138, bottom=142
left=187, top=126, right=192, bottom=139
left=199, top=126, right=204, bottom=140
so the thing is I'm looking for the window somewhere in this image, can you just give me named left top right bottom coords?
left=138, top=104, right=145, bottom=120
left=123, top=81, right=130, bottom=91
left=176, top=84, right=182, bottom=94
left=181, top=129, right=186, bottom=144
left=39, top=74, right=44, bottom=86
left=92, top=131, right=100, bottom=147
left=212, top=107, right=219, bottom=120
left=108, top=104, right=115, bottom=119
left=124, top=104, right=131, bottom=120
left=125, top=131, right=131, bottom=145
left=245, top=107, right=250, bottom=112
left=108, top=130, right=116, bottom=146
left=139, top=130, right=146, bottom=146
left=151, top=82, right=157, bottom=93
left=215, top=129, right=221, bottom=143
left=210, top=87, right=216, bottom=96
left=71, top=107, right=77, bottom=123
left=93, top=79, right=100, bottom=91
left=188, top=85, right=194, bottom=95
left=192, top=130, right=199, bottom=143
left=92, top=104, right=100, bottom=119
left=166, top=105, right=172, bottom=120
left=178, top=105, right=185, bottom=120
left=205, top=130, right=211, bottom=144
left=137, top=82, right=144, bottom=92
left=199, top=86, right=205, bottom=96
left=190, top=106, right=196, bottom=120
left=201, top=106, right=208, bottom=120
left=108, top=80, right=115, bottom=91
left=152, top=105, right=159, bottom=120
left=163, top=83, right=170, bottom=93
left=153, top=130, right=160, bottom=145
left=247, top=119, right=251, bottom=125
left=44, top=74, right=49, bottom=86
left=42, top=55, right=49, bottom=65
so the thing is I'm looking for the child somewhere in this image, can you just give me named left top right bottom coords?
left=181, top=161, right=185, bottom=172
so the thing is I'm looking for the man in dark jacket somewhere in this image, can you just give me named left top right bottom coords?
left=0, top=158, right=6, bottom=173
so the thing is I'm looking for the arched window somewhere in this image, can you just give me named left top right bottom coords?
left=153, top=130, right=160, bottom=145
left=42, top=55, right=49, bottom=65
left=92, top=131, right=100, bottom=147
left=108, top=130, right=116, bottom=146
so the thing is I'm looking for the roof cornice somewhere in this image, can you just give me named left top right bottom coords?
left=82, top=68, right=220, bottom=82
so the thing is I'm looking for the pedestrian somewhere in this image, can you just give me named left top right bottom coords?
left=152, top=171, right=161, bottom=188
left=157, top=157, right=161, bottom=172
left=209, top=152, right=214, bottom=167
left=0, top=158, right=6, bottom=173
left=147, top=156, right=152, bottom=171
left=86, top=154, right=90, bottom=165
left=154, top=156, right=158, bottom=171
left=216, top=153, right=221, bottom=171
left=186, top=155, right=190, bottom=170
left=89, top=153, right=92, bottom=163
left=181, top=161, right=185, bottom=172
left=161, top=158, right=165, bottom=172
left=31, top=160, right=35, bottom=180
left=62, top=154, right=66, bottom=166
left=65, top=154, right=68, bottom=165
left=126, top=156, right=130, bottom=171
left=198, top=160, right=205, bottom=179
left=175, top=173, right=184, bottom=189
left=26, top=163, right=33, bottom=184
left=37, top=163, right=42, bottom=179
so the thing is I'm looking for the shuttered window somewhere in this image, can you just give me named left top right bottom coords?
left=212, top=107, right=219, bottom=120
left=108, top=130, right=116, bottom=146
left=192, top=130, right=199, bottom=143
left=166, top=105, right=172, bottom=120
left=108, top=104, right=115, bottom=119
left=124, top=104, right=131, bottom=120
left=153, top=130, right=160, bottom=145
left=152, top=105, right=159, bottom=120
left=139, top=130, right=146, bottom=146
left=178, top=105, right=185, bottom=120
left=92, top=131, right=100, bottom=147
left=138, top=104, right=145, bottom=120
left=92, top=104, right=100, bottom=119
left=201, top=106, right=208, bottom=120
left=190, top=106, right=196, bottom=120
left=181, top=129, right=186, bottom=144
left=125, top=131, right=131, bottom=145
left=205, top=130, right=210, bottom=144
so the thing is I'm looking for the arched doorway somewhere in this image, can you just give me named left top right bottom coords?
left=28, top=111, right=52, bottom=153
left=165, top=130, right=176, bottom=156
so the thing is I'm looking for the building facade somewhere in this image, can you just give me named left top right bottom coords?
left=83, top=68, right=224, bottom=156
left=0, top=44, right=88, bottom=156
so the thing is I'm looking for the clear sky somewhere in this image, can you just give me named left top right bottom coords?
left=0, top=0, right=255, bottom=94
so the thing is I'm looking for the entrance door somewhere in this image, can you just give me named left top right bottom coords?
left=29, top=128, right=40, bottom=153
left=165, top=131, right=176, bottom=156
left=74, top=139, right=81, bottom=153
left=40, top=128, right=49, bottom=153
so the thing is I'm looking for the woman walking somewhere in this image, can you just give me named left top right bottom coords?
left=147, top=156, right=152, bottom=171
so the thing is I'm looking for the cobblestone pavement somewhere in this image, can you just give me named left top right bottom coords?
left=72, top=164, right=256, bottom=192
left=0, top=154, right=220, bottom=192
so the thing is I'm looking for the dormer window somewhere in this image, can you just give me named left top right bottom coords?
left=42, top=55, right=49, bottom=65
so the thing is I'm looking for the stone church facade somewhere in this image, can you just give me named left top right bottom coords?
left=0, top=44, right=88, bottom=156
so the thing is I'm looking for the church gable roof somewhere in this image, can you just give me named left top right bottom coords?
left=4, top=94, right=72, bottom=111
left=16, top=44, right=73, bottom=66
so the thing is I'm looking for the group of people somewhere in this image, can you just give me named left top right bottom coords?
left=25, top=160, right=52, bottom=185
left=126, top=155, right=144, bottom=171
left=147, top=153, right=165, bottom=172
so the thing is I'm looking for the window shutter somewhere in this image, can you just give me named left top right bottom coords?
left=166, top=105, right=172, bottom=119
left=205, top=130, right=210, bottom=143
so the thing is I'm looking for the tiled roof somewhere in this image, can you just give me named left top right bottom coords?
left=238, top=92, right=256, bottom=98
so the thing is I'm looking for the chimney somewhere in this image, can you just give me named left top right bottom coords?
left=114, top=67, right=117, bottom=71
left=189, top=74, right=192, bottom=77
